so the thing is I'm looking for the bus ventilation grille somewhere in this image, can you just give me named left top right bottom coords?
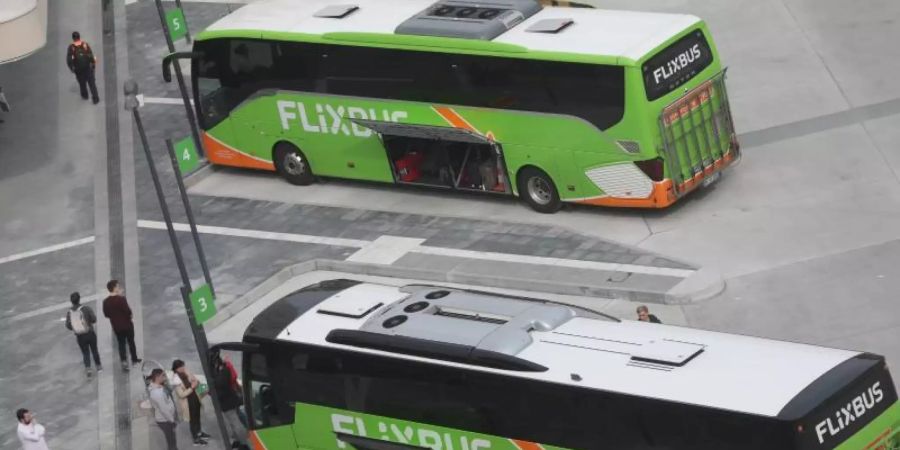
left=396, top=0, right=543, bottom=41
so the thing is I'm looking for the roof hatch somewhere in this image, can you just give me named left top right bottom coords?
left=313, top=4, right=359, bottom=19
left=395, top=0, right=543, bottom=41
left=526, top=18, right=574, bottom=33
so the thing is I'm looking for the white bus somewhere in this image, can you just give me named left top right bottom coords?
left=213, top=280, right=899, bottom=450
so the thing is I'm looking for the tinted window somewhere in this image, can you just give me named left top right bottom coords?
left=265, top=343, right=794, bottom=449
left=642, top=29, right=714, bottom=101
left=196, top=38, right=626, bottom=130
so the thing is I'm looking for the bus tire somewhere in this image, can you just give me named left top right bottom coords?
left=274, top=143, right=314, bottom=186
left=517, top=167, right=561, bottom=213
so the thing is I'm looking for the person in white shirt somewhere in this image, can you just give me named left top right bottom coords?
left=16, top=408, right=50, bottom=450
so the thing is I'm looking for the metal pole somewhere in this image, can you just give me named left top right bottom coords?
left=173, top=0, right=192, bottom=43
left=165, top=138, right=215, bottom=297
left=130, top=88, right=230, bottom=449
left=154, top=0, right=205, bottom=158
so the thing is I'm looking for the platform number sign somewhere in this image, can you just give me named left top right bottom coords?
left=189, top=284, right=216, bottom=325
left=165, top=8, right=188, bottom=42
left=175, top=136, right=200, bottom=174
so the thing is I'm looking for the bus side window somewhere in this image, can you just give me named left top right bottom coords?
left=247, top=352, right=282, bottom=429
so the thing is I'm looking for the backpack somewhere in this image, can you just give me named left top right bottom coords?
left=72, top=43, right=93, bottom=71
left=70, top=306, right=90, bottom=335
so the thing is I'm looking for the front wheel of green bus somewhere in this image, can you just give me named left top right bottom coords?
left=274, top=143, right=314, bottom=186
left=518, top=167, right=562, bottom=214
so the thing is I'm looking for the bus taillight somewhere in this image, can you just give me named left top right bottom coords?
left=635, top=158, right=665, bottom=181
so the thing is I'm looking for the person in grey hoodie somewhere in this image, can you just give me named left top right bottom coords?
left=148, top=368, right=179, bottom=449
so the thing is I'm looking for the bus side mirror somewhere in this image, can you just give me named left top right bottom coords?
left=162, top=51, right=202, bottom=83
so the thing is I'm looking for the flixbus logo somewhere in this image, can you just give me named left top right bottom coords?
left=815, top=381, right=885, bottom=444
left=331, top=413, right=491, bottom=450
left=277, top=100, right=408, bottom=138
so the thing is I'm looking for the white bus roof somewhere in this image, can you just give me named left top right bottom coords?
left=267, top=282, right=860, bottom=418
left=204, top=0, right=702, bottom=62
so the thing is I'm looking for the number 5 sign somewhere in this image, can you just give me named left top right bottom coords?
left=165, top=8, right=189, bottom=42
left=189, top=284, right=217, bottom=325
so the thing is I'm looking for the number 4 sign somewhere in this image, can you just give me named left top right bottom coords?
left=189, top=284, right=217, bottom=325
left=175, top=136, right=200, bottom=174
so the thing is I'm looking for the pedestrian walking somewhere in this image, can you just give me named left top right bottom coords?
left=212, top=352, right=249, bottom=449
left=16, top=408, right=49, bottom=450
left=102, top=280, right=142, bottom=371
left=148, top=369, right=179, bottom=450
left=65, top=31, right=99, bottom=104
left=172, top=359, right=210, bottom=446
left=65, top=292, right=102, bottom=378
left=636, top=305, right=662, bottom=324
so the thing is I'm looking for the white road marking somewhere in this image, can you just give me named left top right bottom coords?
left=143, top=97, right=192, bottom=106
left=413, top=246, right=695, bottom=278
left=1, top=295, right=100, bottom=322
left=137, top=220, right=369, bottom=248
left=347, top=236, right=426, bottom=265
left=137, top=220, right=693, bottom=278
left=0, top=236, right=95, bottom=265
left=127, top=0, right=257, bottom=4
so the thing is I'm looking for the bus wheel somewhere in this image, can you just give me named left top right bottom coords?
left=518, top=167, right=561, bottom=213
left=274, top=143, right=314, bottom=186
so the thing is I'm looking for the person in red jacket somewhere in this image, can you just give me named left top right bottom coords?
left=102, top=280, right=141, bottom=371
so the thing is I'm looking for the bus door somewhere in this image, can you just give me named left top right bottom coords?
left=349, top=118, right=512, bottom=194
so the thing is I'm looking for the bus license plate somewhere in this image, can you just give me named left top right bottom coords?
left=702, top=172, right=721, bottom=188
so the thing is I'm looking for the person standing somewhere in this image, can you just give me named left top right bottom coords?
left=148, top=369, right=179, bottom=450
left=65, top=31, right=100, bottom=104
left=213, top=353, right=249, bottom=449
left=172, top=359, right=210, bottom=446
left=16, top=408, right=50, bottom=450
left=102, top=280, right=141, bottom=371
left=636, top=305, right=662, bottom=324
left=65, top=292, right=102, bottom=378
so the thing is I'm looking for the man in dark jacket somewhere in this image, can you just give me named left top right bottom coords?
left=102, top=279, right=141, bottom=371
left=65, top=292, right=102, bottom=378
left=66, top=31, right=99, bottom=104
left=213, top=353, right=249, bottom=449
left=636, top=305, right=662, bottom=324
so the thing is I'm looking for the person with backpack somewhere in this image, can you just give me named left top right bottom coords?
left=65, top=292, right=102, bottom=378
left=65, top=31, right=99, bottom=104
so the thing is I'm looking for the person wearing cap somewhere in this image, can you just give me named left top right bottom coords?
left=148, top=368, right=179, bottom=450
left=16, top=408, right=50, bottom=450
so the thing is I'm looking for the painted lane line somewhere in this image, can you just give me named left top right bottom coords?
left=413, top=246, right=696, bottom=278
left=2, top=295, right=100, bottom=322
left=139, top=220, right=692, bottom=278
left=0, top=236, right=95, bottom=265
left=137, top=220, right=369, bottom=248
left=346, top=236, right=426, bottom=265
left=143, top=97, right=192, bottom=105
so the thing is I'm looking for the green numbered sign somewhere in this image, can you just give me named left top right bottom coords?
left=175, top=136, right=200, bottom=174
left=165, top=8, right=188, bottom=42
left=189, top=284, right=216, bottom=325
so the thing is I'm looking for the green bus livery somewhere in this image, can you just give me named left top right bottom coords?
left=182, top=0, right=739, bottom=212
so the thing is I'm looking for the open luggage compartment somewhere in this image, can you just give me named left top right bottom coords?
left=353, top=119, right=511, bottom=194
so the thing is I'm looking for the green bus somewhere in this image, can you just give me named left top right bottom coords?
left=212, top=280, right=900, bottom=450
left=179, top=0, right=739, bottom=213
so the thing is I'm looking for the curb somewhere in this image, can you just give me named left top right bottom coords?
left=205, top=258, right=726, bottom=330
left=183, top=159, right=215, bottom=188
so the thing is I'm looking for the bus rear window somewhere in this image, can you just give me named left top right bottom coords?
left=642, top=29, right=713, bottom=101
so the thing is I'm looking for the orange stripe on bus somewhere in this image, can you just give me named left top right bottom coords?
left=511, top=439, right=544, bottom=450
left=433, top=106, right=478, bottom=132
left=203, top=132, right=276, bottom=171
left=576, top=179, right=676, bottom=208
left=250, top=430, right=268, bottom=450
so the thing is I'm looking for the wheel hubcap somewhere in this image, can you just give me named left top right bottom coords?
left=527, top=177, right=552, bottom=205
left=283, top=152, right=305, bottom=176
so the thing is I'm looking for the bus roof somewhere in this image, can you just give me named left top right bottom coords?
left=202, top=0, right=702, bottom=63
left=249, top=280, right=862, bottom=418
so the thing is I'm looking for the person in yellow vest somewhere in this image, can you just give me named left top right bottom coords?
left=65, top=31, right=99, bottom=104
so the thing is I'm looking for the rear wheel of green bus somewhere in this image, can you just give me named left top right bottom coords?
left=274, top=143, right=314, bottom=186
left=518, top=167, right=561, bottom=214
